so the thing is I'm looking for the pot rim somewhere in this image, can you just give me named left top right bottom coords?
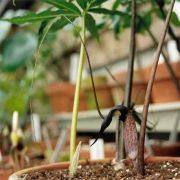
left=9, top=156, right=180, bottom=180
left=9, top=159, right=111, bottom=180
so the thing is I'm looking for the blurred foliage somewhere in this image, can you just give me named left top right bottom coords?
left=1, top=31, right=37, bottom=72
left=0, top=27, right=54, bottom=124
left=0, top=76, right=29, bottom=123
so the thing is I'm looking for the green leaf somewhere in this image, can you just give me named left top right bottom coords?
left=153, top=8, right=164, bottom=19
left=85, top=13, right=99, bottom=40
left=1, top=32, right=38, bottom=71
left=171, top=12, right=180, bottom=27
left=96, top=17, right=107, bottom=29
left=76, top=0, right=87, bottom=9
left=1, top=10, right=77, bottom=24
left=112, top=0, right=121, bottom=10
left=50, top=16, right=76, bottom=32
left=112, top=15, right=121, bottom=37
left=89, top=8, right=130, bottom=18
left=90, top=0, right=108, bottom=8
left=43, top=0, right=81, bottom=15
left=39, top=16, right=76, bottom=35
left=137, top=13, right=152, bottom=33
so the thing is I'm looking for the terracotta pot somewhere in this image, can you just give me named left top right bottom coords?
left=48, top=82, right=87, bottom=113
left=0, top=156, right=13, bottom=180
left=142, top=62, right=180, bottom=103
left=151, top=78, right=180, bottom=103
left=152, top=143, right=180, bottom=157
left=0, top=169, right=13, bottom=180
left=111, top=82, right=148, bottom=105
left=110, top=69, right=149, bottom=104
left=145, top=156, right=180, bottom=163
left=8, top=159, right=110, bottom=180
left=83, top=76, right=114, bottom=109
left=9, top=157, right=180, bottom=179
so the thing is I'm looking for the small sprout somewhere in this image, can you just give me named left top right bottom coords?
left=69, top=141, right=82, bottom=177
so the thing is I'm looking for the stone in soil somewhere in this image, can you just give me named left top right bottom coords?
left=21, top=161, right=180, bottom=180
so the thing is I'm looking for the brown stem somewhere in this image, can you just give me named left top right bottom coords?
left=81, top=36, right=105, bottom=120
left=147, top=29, right=180, bottom=97
left=124, top=0, right=136, bottom=107
left=137, top=0, right=175, bottom=175
left=116, top=0, right=136, bottom=162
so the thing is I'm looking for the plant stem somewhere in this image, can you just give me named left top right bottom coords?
left=156, top=0, right=180, bottom=52
left=124, top=0, right=136, bottom=108
left=137, top=0, right=175, bottom=175
left=70, top=16, right=86, bottom=162
left=116, top=0, right=136, bottom=162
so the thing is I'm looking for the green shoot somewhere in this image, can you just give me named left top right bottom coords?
left=69, top=141, right=82, bottom=177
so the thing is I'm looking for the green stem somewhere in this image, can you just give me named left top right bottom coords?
left=70, top=16, right=86, bottom=162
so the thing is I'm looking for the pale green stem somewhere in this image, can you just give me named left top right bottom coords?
left=70, top=16, right=86, bottom=162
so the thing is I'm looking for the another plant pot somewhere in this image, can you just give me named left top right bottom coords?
left=9, top=157, right=180, bottom=179
left=142, top=62, right=180, bottom=103
left=110, top=69, right=149, bottom=105
left=152, top=142, right=180, bottom=157
left=48, top=82, right=87, bottom=113
left=0, top=168, right=13, bottom=180
left=0, top=156, right=13, bottom=180
left=83, top=76, right=114, bottom=109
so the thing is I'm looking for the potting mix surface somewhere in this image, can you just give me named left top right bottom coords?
left=20, top=161, right=180, bottom=180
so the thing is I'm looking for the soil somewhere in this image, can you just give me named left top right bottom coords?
left=21, top=161, right=180, bottom=180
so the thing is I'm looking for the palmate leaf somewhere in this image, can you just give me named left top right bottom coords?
left=85, top=13, right=99, bottom=40
left=1, top=10, right=78, bottom=24
left=43, top=0, right=81, bottom=15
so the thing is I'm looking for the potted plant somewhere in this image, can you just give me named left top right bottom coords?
left=2, top=0, right=180, bottom=179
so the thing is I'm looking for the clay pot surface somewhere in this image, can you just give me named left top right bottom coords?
left=48, top=82, right=87, bottom=113
left=110, top=69, right=148, bottom=104
left=83, top=76, right=114, bottom=109
left=0, top=169, right=13, bottom=180
left=9, top=156, right=180, bottom=179
left=142, top=62, right=180, bottom=103
left=152, top=143, right=180, bottom=157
